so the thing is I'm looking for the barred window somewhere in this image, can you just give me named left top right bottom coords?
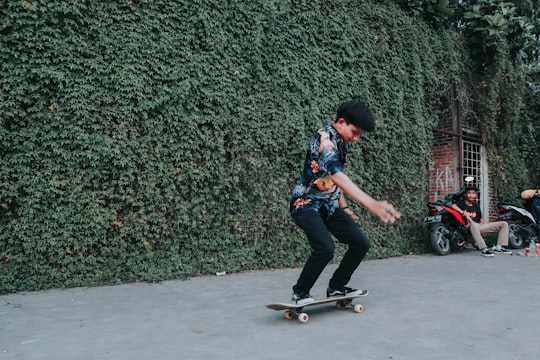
left=462, top=141, right=482, bottom=189
left=462, top=140, right=489, bottom=218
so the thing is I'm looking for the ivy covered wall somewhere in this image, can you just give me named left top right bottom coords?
left=467, top=41, right=539, bottom=204
left=521, top=68, right=540, bottom=186
left=1, top=0, right=528, bottom=293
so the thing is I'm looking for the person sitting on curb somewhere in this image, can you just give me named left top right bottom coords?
left=452, top=186, right=512, bottom=257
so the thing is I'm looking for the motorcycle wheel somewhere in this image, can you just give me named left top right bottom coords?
left=507, top=221, right=525, bottom=249
left=430, top=223, right=452, bottom=255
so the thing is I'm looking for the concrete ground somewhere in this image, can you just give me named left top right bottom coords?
left=1, top=248, right=539, bottom=360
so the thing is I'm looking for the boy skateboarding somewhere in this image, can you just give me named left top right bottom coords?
left=289, top=100, right=400, bottom=305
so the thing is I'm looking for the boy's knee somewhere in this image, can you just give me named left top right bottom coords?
left=316, top=249, right=334, bottom=263
left=323, top=250, right=334, bottom=261
left=314, top=244, right=335, bottom=261
left=362, top=239, right=371, bottom=255
left=351, top=235, right=370, bottom=254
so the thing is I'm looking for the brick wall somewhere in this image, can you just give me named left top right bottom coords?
left=428, top=136, right=457, bottom=202
left=428, top=106, right=458, bottom=203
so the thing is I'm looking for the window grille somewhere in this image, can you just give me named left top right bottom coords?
left=462, top=141, right=482, bottom=188
left=462, top=140, right=489, bottom=219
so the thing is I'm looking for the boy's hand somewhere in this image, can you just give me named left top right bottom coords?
left=463, top=215, right=472, bottom=229
left=343, top=207, right=359, bottom=221
left=372, top=201, right=401, bottom=224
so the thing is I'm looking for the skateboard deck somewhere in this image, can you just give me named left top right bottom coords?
left=266, top=294, right=365, bottom=323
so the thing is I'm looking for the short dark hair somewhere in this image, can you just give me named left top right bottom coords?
left=336, top=100, right=375, bottom=132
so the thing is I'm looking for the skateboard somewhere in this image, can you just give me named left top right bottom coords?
left=266, top=294, right=364, bottom=323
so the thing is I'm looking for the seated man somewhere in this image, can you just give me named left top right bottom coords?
left=521, top=188, right=540, bottom=223
left=522, top=188, right=540, bottom=238
left=452, top=186, right=512, bottom=257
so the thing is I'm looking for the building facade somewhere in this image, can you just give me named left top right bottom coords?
left=427, top=85, right=494, bottom=220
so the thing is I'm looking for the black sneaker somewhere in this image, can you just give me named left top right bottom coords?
left=481, top=248, right=495, bottom=257
left=291, top=292, right=314, bottom=305
left=493, top=247, right=512, bottom=255
left=326, top=286, right=368, bottom=297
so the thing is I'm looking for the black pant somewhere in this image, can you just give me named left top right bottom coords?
left=291, top=207, right=371, bottom=294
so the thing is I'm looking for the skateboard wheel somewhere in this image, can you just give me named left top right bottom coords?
left=335, top=301, right=345, bottom=310
left=353, top=304, right=363, bottom=313
left=284, top=310, right=294, bottom=320
left=298, top=313, right=309, bottom=323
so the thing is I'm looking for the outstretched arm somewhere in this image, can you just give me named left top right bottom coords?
left=331, top=172, right=400, bottom=223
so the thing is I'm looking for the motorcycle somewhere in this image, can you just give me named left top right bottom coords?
left=495, top=187, right=540, bottom=248
left=424, top=177, right=476, bottom=255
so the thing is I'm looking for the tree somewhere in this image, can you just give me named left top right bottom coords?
left=394, top=0, right=540, bottom=66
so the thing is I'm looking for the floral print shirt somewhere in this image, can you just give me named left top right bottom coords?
left=290, top=122, right=347, bottom=216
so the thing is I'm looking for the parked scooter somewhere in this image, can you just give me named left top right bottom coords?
left=424, top=177, right=476, bottom=255
left=495, top=187, right=540, bottom=248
